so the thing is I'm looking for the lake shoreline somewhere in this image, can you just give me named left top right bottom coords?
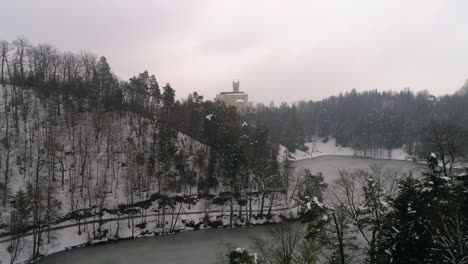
left=3, top=155, right=422, bottom=264
left=33, top=215, right=298, bottom=264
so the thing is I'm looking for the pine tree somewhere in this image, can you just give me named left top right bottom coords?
left=162, top=83, right=175, bottom=122
left=376, top=175, right=425, bottom=264
left=149, top=74, right=160, bottom=113
left=302, top=169, right=327, bottom=201
left=227, top=248, right=257, bottom=264
left=376, top=156, right=463, bottom=264
left=360, top=175, right=390, bottom=263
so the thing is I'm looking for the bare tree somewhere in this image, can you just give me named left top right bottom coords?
left=253, top=222, right=318, bottom=264
left=80, top=51, right=97, bottom=87
left=424, top=119, right=464, bottom=175
left=35, top=43, right=57, bottom=85
left=429, top=217, right=468, bottom=264
left=281, top=149, right=295, bottom=198
left=300, top=195, right=358, bottom=264
left=8, top=190, right=30, bottom=264
left=12, top=36, right=29, bottom=86
left=1, top=88, right=12, bottom=206
left=1, top=40, right=12, bottom=87
left=330, top=164, right=399, bottom=263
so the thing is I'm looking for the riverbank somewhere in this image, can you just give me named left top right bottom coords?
left=0, top=195, right=297, bottom=264
left=35, top=224, right=277, bottom=264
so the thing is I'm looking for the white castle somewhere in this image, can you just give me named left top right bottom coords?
left=215, top=80, right=254, bottom=112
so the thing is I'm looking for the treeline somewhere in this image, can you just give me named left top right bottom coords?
left=3, top=37, right=468, bottom=160
left=251, top=89, right=468, bottom=160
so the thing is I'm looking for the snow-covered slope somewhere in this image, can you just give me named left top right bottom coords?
left=0, top=86, right=296, bottom=264
left=456, top=79, right=468, bottom=95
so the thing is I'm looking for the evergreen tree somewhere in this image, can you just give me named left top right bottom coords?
left=376, top=175, right=430, bottom=264
left=162, top=83, right=175, bottom=122
left=376, top=156, right=463, bottom=264
left=95, top=56, right=115, bottom=110
left=227, top=248, right=257, bottom=264
left=149, top=74, right=160, bottom=112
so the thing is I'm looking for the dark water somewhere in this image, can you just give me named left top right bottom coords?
left=37, top=226, right=271, bottom=264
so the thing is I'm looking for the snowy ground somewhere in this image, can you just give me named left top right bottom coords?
left=279, top=138, right=411, bottom=161
left=22, top=155, right=422, bottom=264
left=0, top=152, right=423, bottom=264
left=0, top=85, right=299, bottom=264
left=0, top=195, right=296, bottom=264
left=0, top=139, right=421, bottom=264
left=0, top=85, right=421, bottom=264
left=293, top=155, right=423, bottom=184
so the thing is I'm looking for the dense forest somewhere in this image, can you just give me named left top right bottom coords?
left=0, top=36, right=288, bottom=195
left=250, top=89, right=468, bottom=160
left=3, top=37, right=467, bottom=161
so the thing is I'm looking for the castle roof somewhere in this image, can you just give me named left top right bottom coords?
left=219, top=91, right=246, bottom=95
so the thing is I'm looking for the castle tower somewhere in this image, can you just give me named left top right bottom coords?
left=215, top=79, right=253, bottom=113
left=233, top=79, right=240, bottom=93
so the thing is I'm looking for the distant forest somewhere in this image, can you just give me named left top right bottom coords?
left=250, top=89, right=468, bottom=158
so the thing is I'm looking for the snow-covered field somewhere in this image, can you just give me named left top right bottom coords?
left=294, top=155, right=423, bottom=184
left=280, top=138, right=411, bottom=161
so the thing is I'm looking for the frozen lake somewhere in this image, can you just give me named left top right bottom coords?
left=37, top=155, right=423, bottom=264
left=294, top=155, right=423, bottom=184
left=36, top=226, right=271, bottom=264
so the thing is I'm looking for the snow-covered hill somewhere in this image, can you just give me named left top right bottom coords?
left=0, top=85, right=296, bottom=264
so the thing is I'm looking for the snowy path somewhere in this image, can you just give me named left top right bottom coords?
left=0, top=205, right=297, bottom=244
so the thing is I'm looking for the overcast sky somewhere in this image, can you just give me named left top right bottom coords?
left=2, top=0, right=468, bottom=103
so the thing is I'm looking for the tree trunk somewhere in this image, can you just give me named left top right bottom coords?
left=268, top=191, right=276, bottom=216
left=259, top=193, right=266, bottom=216
left=332, top=212, right=345, bottom=264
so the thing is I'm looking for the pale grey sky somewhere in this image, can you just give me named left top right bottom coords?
left=2, top=0, right=468, bottom=103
